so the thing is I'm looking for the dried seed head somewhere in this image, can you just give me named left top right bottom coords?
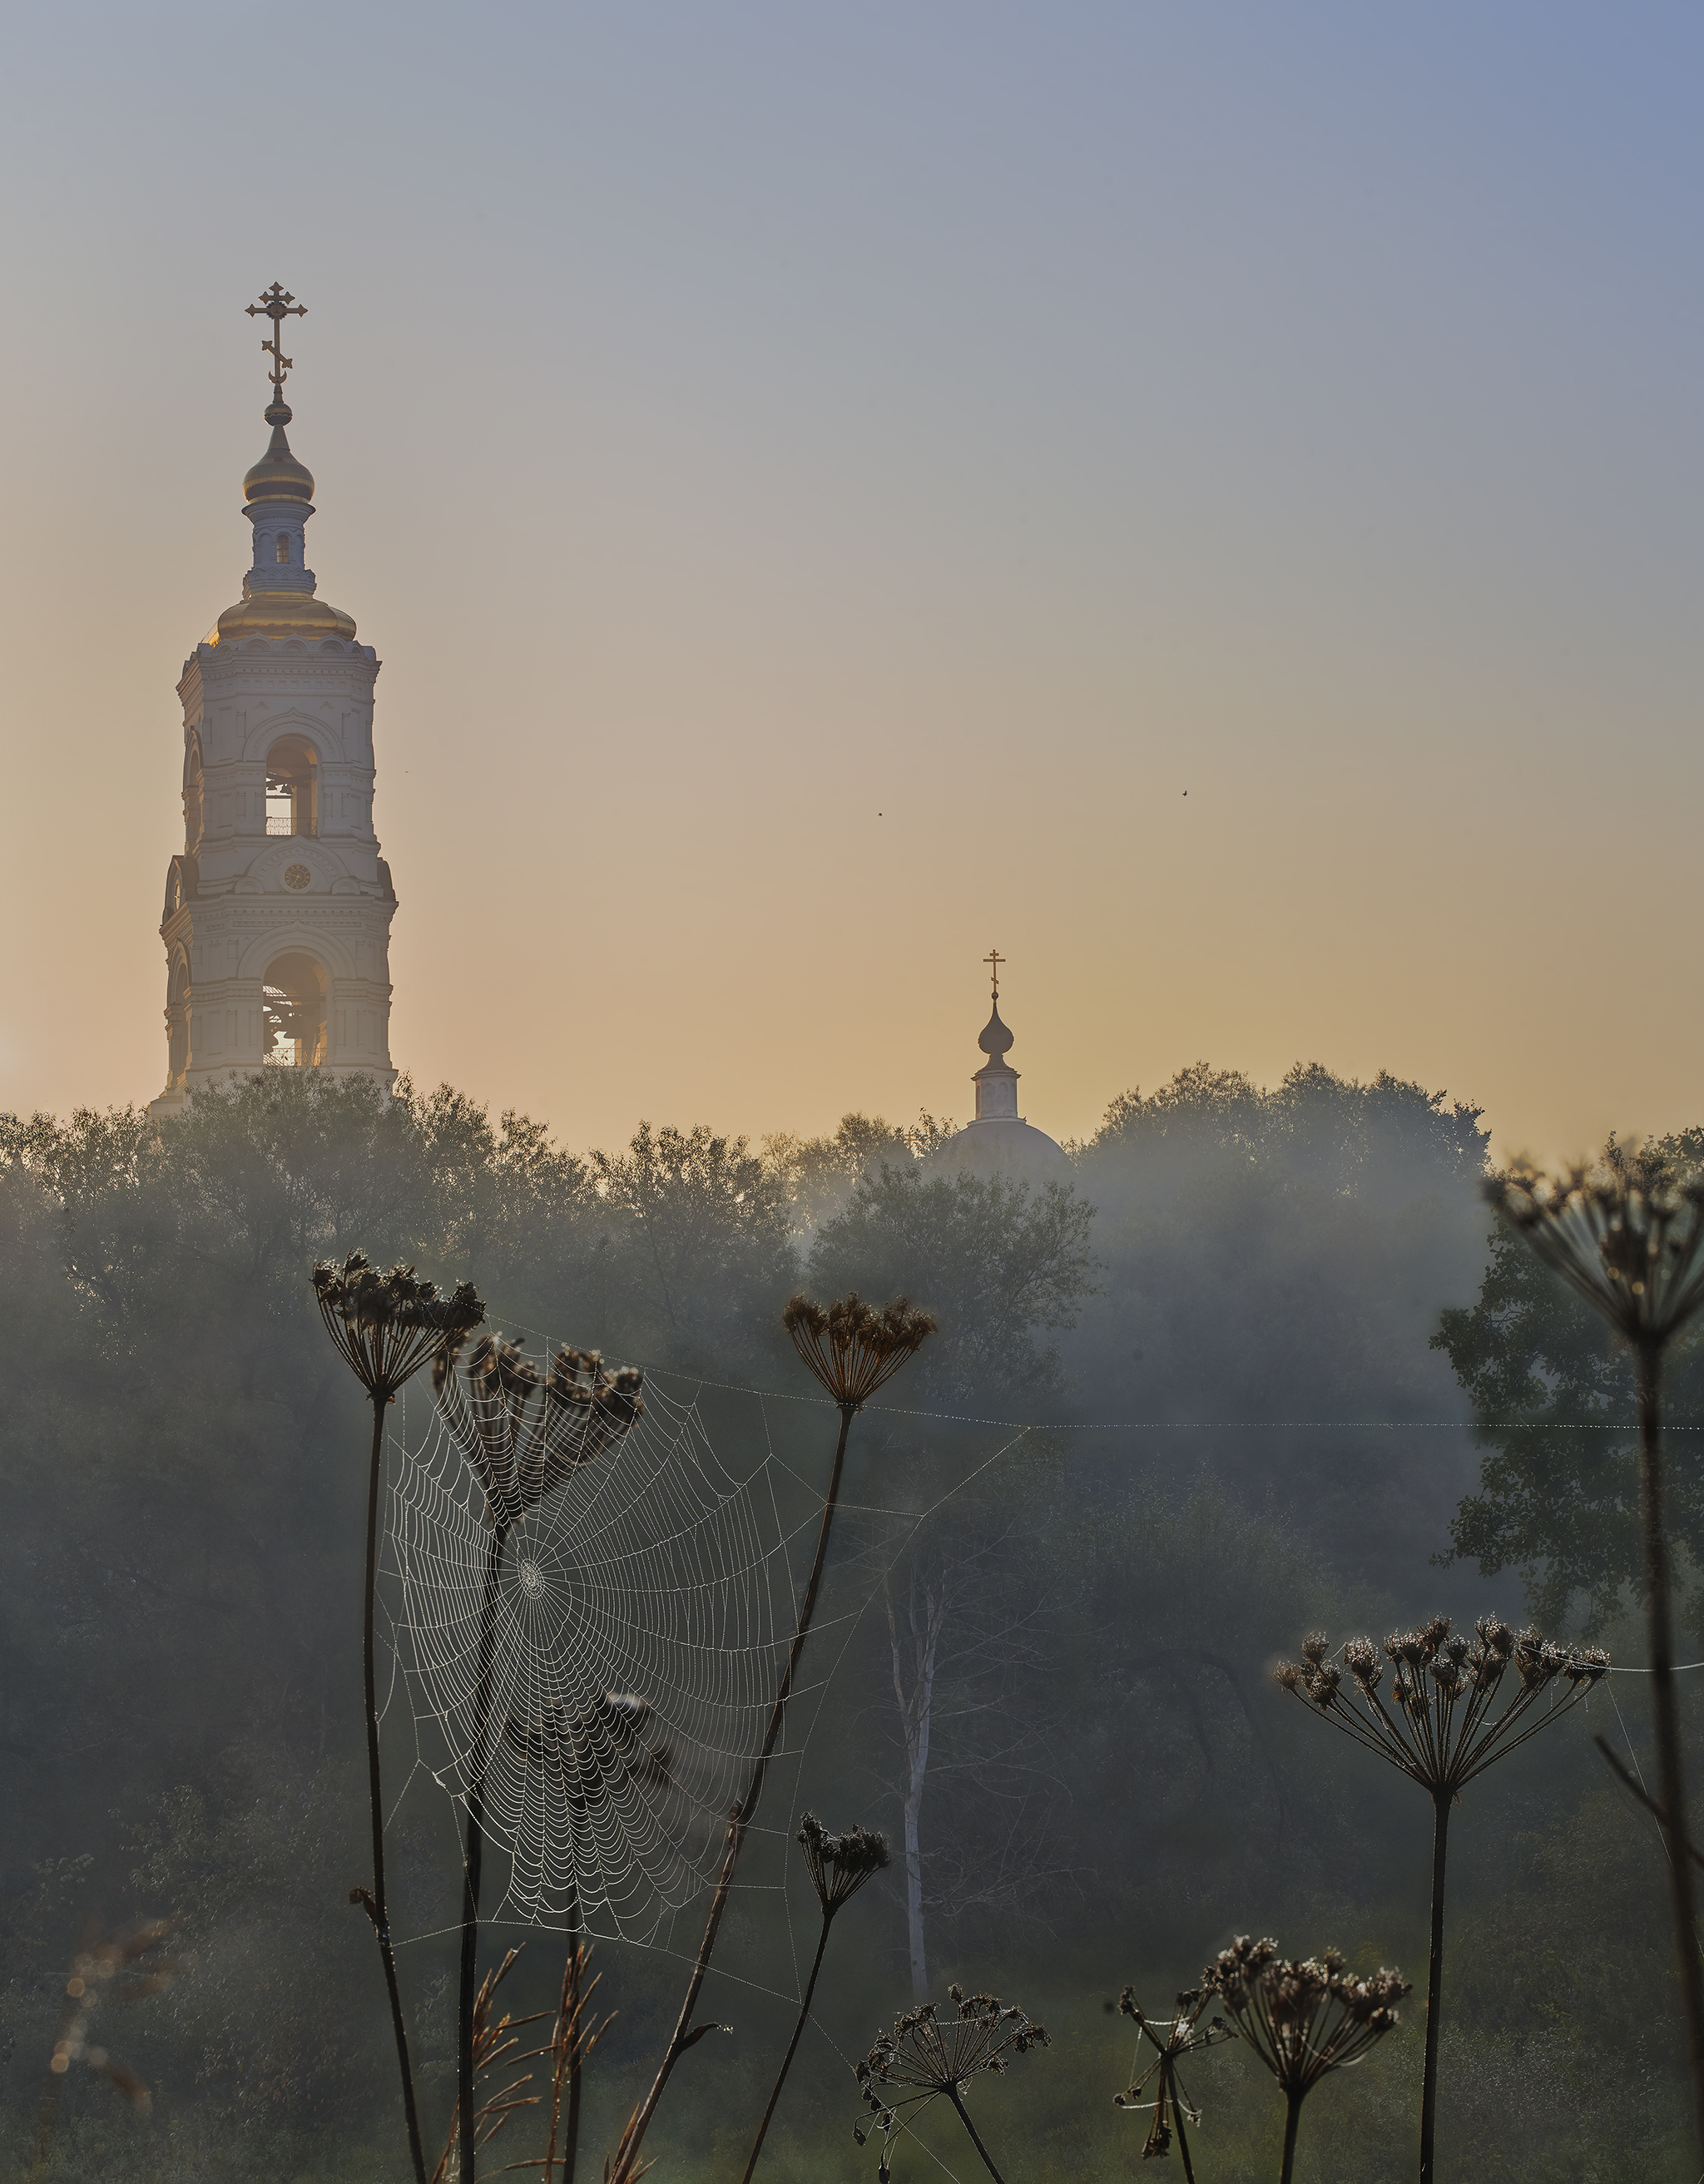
left=798, top=1811, right=891, bottom=1914
left=1202, top=1934, right=1409, bottom=2092
left=1476, top=1615, right=1513, bottom=1657
left=854, top=1981, right=1049, bottom=2153
left=785, top=1291, right=938, bottom=1409
left=1286, top=1601, right=1608, bottom=1800
left=1486, top=1152, right=1704, bottom=1349
left=433, top=1330, right=644, bottom=1524
left=314, top=1250, right=485, bottom=1399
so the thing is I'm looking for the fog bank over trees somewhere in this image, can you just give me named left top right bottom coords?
left=2, top=1060, right=1689, bottom=2181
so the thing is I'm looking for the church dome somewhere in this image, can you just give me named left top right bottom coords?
left=244, top=407, right=315, bottom=505
left=978, top=1002, right=1014, bottom=1060
left=932, top=959, right=1069, bottom=1181
left=937, top=1114, right=1069, bottom=1180
left=209, top=592, right=358, bottom=643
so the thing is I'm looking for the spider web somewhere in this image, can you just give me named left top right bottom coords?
left=383, top=1361, right=829, bottom=1945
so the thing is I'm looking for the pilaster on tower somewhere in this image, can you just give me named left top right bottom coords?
left=151, top=287, right=398, bottom=1117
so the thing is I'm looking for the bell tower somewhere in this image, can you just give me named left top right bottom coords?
left=153, top=285, right=398, bottom=1115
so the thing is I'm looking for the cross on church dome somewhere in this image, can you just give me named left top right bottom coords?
left=246, top=283, right=306, bottom=396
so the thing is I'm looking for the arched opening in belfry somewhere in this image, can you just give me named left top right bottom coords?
left=275, top=531, right=291, bottom=564
left=261, top=952, right=328, bottom=1068
left=265, top=735, right=318, bottom=837
left=182, top=731, right=205, bottom=853
left=166, top=952, right=191, bottom=1083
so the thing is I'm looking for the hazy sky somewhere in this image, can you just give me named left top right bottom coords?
left=2, top=4, right=1701, bottom=1161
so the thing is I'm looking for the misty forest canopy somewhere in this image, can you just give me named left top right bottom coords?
left=3, top=1057, right=1697, bottom=2182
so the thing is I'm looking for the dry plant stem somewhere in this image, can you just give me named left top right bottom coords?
left=558, top=1895, right=587, bottom=2184
left=539, top=1928, right=585, bottom=2184
left=947, top=2087, right=1008, bottom=2184
left=364, top=1396, right=429, bottom=2184
left=459, top=1518, right=512, bottom=2184
left=607, top=1403, right=858, bottom=2184
left=1637, top=1339, right=1704, bottom=2151
left=1174, top=2105, right=1196, bottom=2184
left=562, top=1926, right=584, bottom=2184
left=1279, top=2087, right=1303, bottom=2184
left=740, top=1914, right=834, bottom=2184
left=1419, top=1792, right=1449, bottom=2184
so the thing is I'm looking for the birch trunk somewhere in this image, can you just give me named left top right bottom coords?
left=887, top=1567, right=946, bottom=2004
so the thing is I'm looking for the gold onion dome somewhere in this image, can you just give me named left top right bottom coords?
left=243, top=400, right=315, bottom=504
left=210, top=397, right=356, bottom=643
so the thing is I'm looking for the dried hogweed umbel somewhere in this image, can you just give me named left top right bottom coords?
left=1200, top=1937, right=1408, bottom=2184
left=428, top=1329, right=645, bottom=2184
left=313, top=1249, right=485, bottom=2184
left=1275, top=1614, right=1604, bottom=2184
left=314, top=1249, right=485, bottom=1399
left=607, top=1295, right=934, bottom=2184
left=1112, top=1983, right=1232, bottom=2181
left=740, top=1815, right=891, bottom=2184
left=783, top=1291, right=939, bottom=1410
left=1487, top=1149, right=1704, bottom=2167
left=433, top=1330, right=644, bottom=1530
left=1274, top=1613, right=1608, bottom=1797
left=855, top=1985, right=1049, bottom=2184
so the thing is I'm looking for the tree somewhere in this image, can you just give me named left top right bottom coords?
left=807, top=1165, right=1096, bottom=1407
left=1435, top=1193, right=1704, bottom=1634
left=762, top=1112, right=916, bottom=1236
left=588, top=1122, right=795, bottom=1367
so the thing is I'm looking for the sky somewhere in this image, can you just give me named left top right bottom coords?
left=2, top=3, right=1702, bottom=1162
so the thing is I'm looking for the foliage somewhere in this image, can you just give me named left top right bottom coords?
left=4, top=1056, right=1686, bottom=2183
left=1436, top=1222, right=1704, bottom=1632
left=590, top=1121, right=795, bottom=1363
left=808, top=1167, right=1097, bottom=1405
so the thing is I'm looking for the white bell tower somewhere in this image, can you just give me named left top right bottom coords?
left=153, top=285, right=398, bottom=1116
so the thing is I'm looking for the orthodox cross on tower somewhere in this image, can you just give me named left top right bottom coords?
left=983, top=948, right=1004, bottom=1001
left=245, top=283, right=307, bottom=395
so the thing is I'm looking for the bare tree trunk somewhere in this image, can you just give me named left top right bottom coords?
left=901, top=1790, right=927, bottom=2003
left=886, top=1566, right=945, bottom=2003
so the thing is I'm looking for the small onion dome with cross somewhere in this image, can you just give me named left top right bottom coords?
left=209, top=285, right=357, bottom=643
left=934, top=952, right=1068, bottom=1179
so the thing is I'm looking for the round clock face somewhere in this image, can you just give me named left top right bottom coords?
left=284, top=864, right=312, bottom=891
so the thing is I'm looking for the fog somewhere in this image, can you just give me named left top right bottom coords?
left=2, top=1059, right=1684, bottom=2182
